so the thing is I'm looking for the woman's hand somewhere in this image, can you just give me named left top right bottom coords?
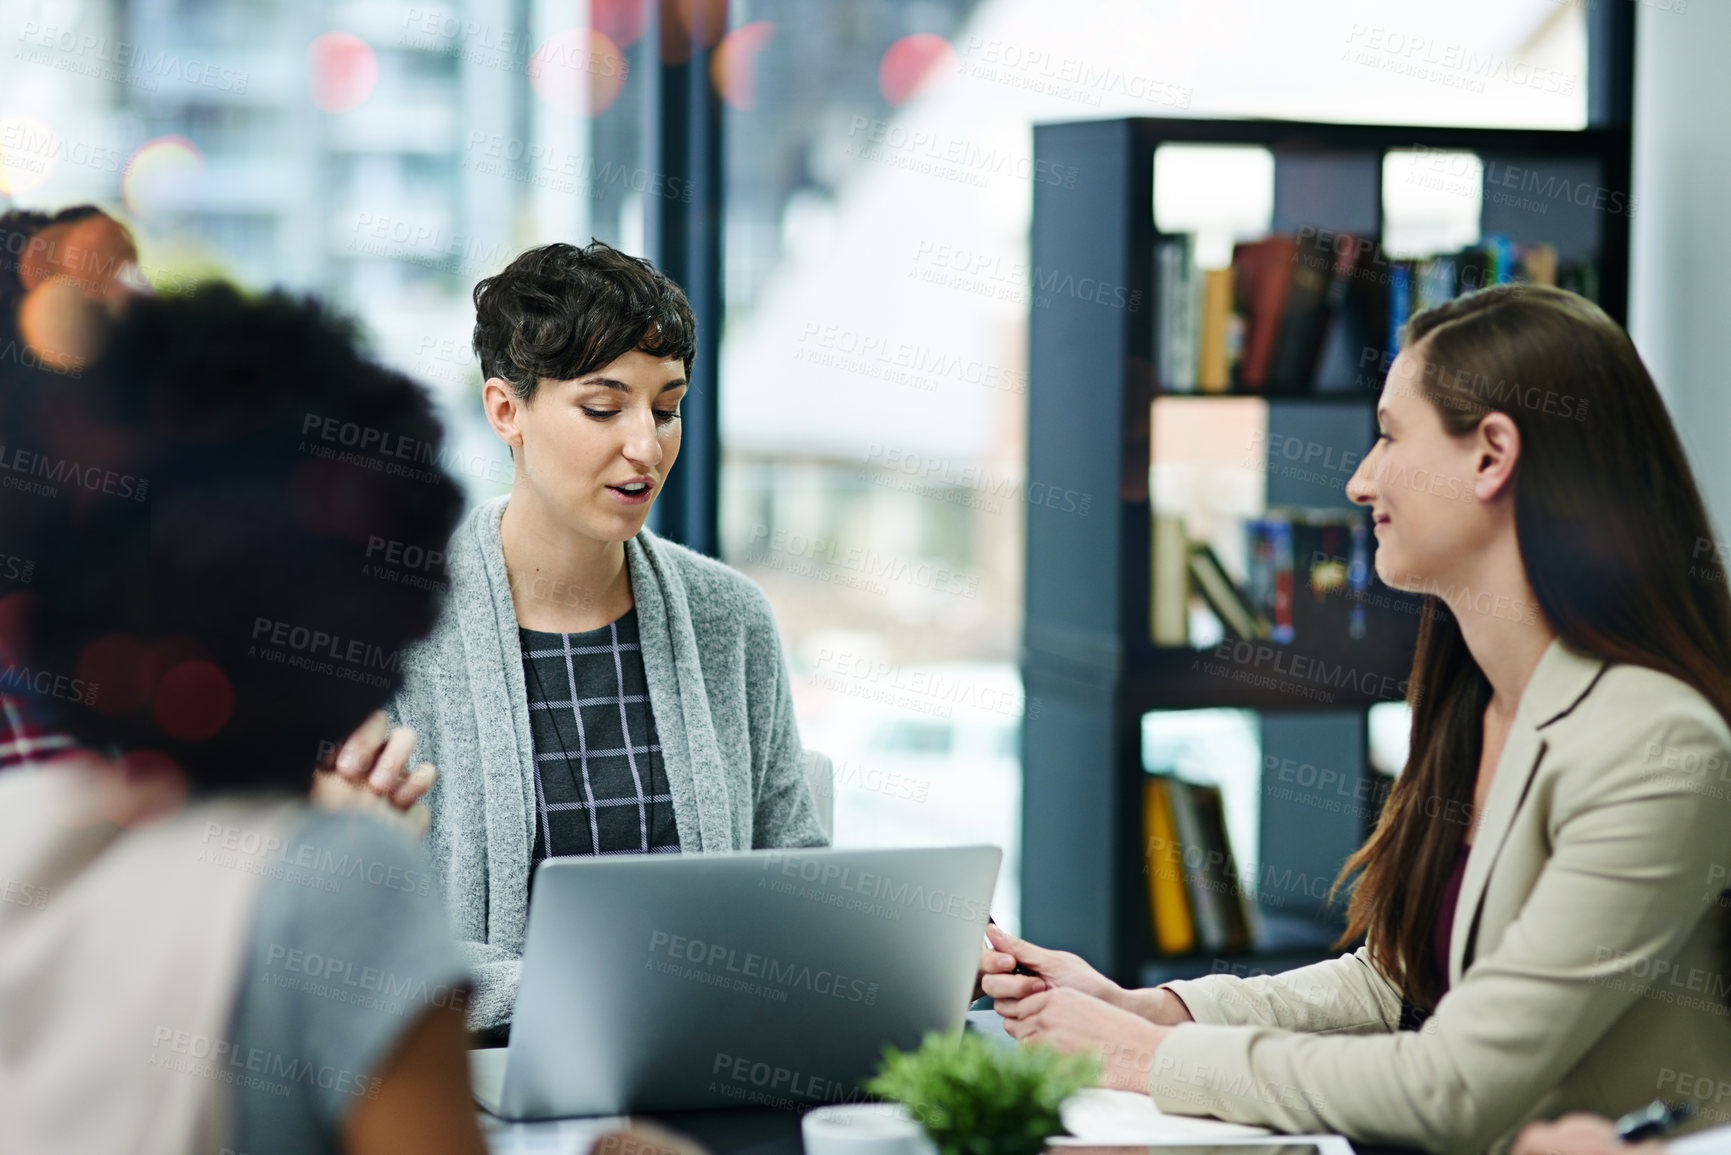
left=979, top=923, right=1197, bottom=1026
left=311, top=711, right=436, bottom=840
left=1513, top=1115, right=1663, bottom=1155
left=979, top=922, right=1127, bottom=1007
left=997, top=986, right=1173, bottom=1092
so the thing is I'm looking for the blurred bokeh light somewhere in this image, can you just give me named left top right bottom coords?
left=308, top=31, right=379, bottom=112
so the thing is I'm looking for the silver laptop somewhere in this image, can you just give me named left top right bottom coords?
left=470, top=845, right=1001, bottom=1120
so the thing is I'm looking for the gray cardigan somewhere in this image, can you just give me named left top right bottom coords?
left=389, top=496, right=828, bottom=1029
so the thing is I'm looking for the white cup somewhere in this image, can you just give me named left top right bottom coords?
left=801, top=1104, right=938, bottom=1155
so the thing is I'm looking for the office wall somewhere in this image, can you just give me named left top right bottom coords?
left=1629, top=1, right=1731, bottom=539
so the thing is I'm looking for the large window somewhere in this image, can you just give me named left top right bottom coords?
left=1, top=0, right=659, bottom=501
left=1, top=0, right=1589, bottom=931
left=715, top=0, right=1587, bottom=929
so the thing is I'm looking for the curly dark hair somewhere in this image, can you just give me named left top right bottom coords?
left=0, top=283, right=465, bottom=793
left=471, top=240, right=696, bottom=402
left=0, top=205, right=119, bottom=327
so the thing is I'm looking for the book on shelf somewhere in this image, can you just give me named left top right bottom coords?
left=1270, top=229, right=1369, bottom=390
left=1197, top=267, right=1235, bottom=392
left=1150, top=518, right=1272, bottom=647
left=1230, top=236, right=1299, bottom=390
left=1187, top=543, right=1267, bottom=641
left=1152, top=514, right=1191, bottom=646
left=1160, top=510, right=1394, bottom=651
left=1523, top=244, right=1558, bottom=288
left=1164, top=779, right=1226, bottom=951
left=1247, top=511, right=1375, bottom=648
left=1416, top=255, right=1455, bottom=313
left=1558, top=259, right=1599, bottom=302
left=1144, top=776, right=1257, bottom=956
left=1454, top=247, right=1491, bottom=298
left=1310, top=231, right=1377, bottom=393
left=1156, top=236, right=1201, bottom=392
left=1231, top=231, right=1379, bottom=392
left=1186, top=781, right=1255, bottom=953
left=1385, top=262, right=1410, bottom=364
left=1167, top=229, right=1385, bottom=393
left=1246, top=516, right=1297, bottom=645
left=1156, top=231, right=1595, bottom=390
left=1387, top=239, right=1579, bottom=356
left=1293, top=517, right=1362, bottom=645
left=1142, top=777, right=1196, bottom=955
left=1485, top=236, right=1515, bottom=286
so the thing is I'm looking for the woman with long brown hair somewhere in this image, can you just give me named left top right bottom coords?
left=981, top=283, right=1731, bottom=1154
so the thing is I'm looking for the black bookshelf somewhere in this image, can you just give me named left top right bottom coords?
left=1021, top=116, right=1632, bottom=986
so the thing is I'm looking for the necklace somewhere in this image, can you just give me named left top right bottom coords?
left=522, top=619, right=658, bottom=858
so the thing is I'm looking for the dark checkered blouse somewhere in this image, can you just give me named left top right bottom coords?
left=519, top=609, right=680, bottom=871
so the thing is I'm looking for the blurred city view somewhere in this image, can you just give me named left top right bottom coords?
left=0, top=0, right=1586, bottom=927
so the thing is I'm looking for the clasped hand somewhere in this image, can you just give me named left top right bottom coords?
left=977, top=922, right=1190, bottom=1092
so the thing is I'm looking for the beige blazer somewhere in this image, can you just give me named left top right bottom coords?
left=1155, top=638, right=1731, bottom=1155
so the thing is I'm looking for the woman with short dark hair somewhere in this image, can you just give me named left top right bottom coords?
left=387, top=240, right=827, bottom=1037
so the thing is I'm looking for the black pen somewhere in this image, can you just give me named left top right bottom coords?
left=986, top=915, right=1038, bottom=977
left=1615, top=1100, right=1695, bottom=1144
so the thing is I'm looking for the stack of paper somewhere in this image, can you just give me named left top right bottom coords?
left=1053, top=1088, right=1272, bottom=1145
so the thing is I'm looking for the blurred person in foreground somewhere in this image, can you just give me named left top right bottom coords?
left=386, top=241, right=826, bottom=1039
left=0, top=205, right=441, bottom=827
left=0, top=281, right=484, bottom=1154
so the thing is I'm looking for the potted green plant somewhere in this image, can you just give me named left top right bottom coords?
left=866, top=1031, right=1100, bottom=1155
